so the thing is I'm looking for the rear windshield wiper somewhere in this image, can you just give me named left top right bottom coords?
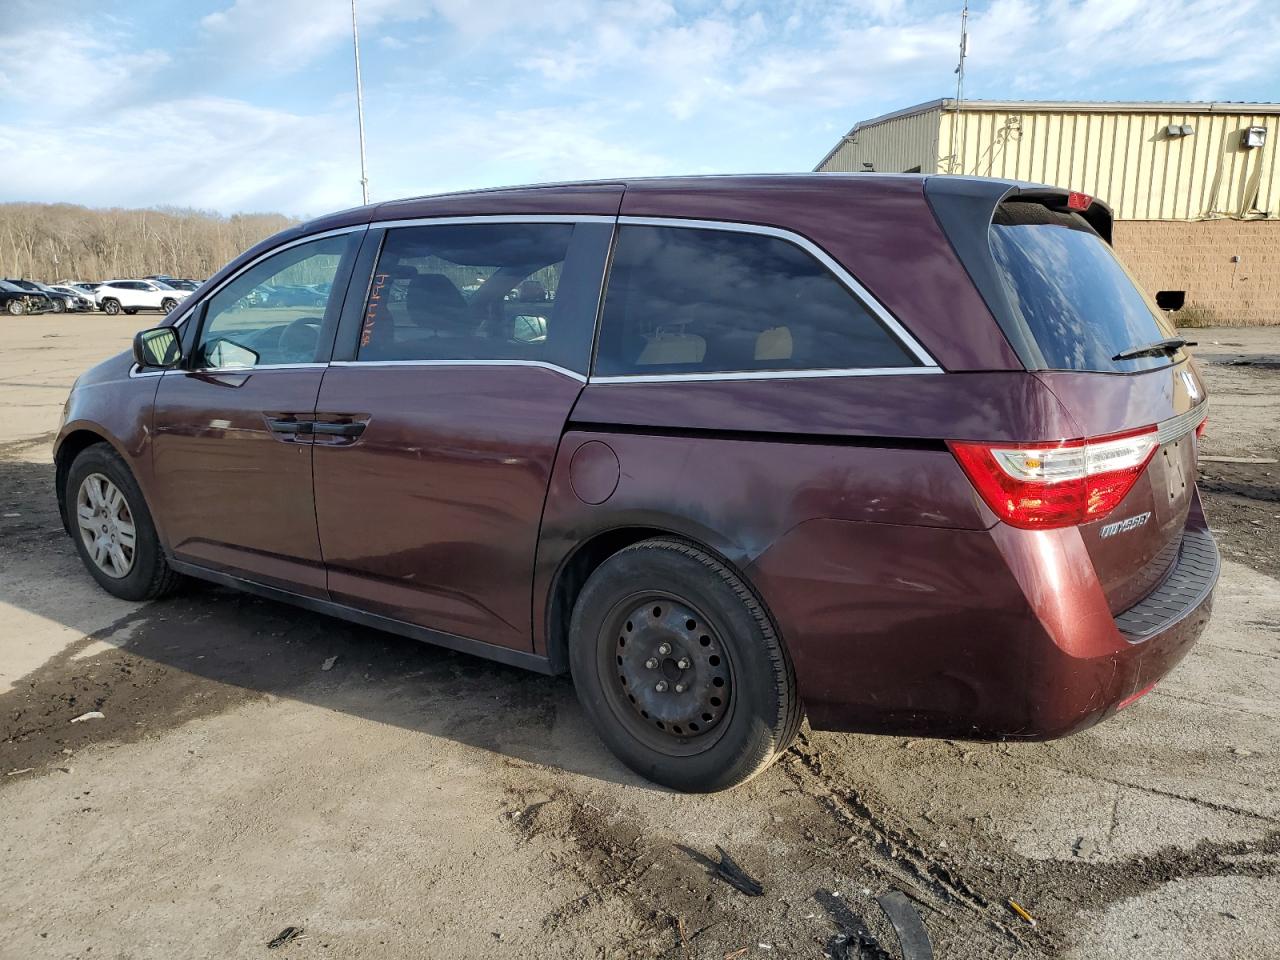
left=1112, top=337, right=1196, bottom=361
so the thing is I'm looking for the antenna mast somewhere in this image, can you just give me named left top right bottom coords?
left=949, top=1, right=969, bottom=174
left=351, top=0, right=370, bottom=205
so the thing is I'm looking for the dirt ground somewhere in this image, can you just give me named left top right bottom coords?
left=1, top=315, right=1277, bottom=960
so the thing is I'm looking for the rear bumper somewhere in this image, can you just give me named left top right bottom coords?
left=749, top=498, right=1218, bottom=740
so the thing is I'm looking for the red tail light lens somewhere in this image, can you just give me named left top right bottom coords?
left=949, top=426, right=1159, bottom=529
left=1066, top=191, right=1093, bottom=210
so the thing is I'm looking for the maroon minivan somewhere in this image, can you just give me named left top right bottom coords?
left=56, top=175, right=1217, bottom=791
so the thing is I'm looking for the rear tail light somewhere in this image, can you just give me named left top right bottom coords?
left=949, top=425, right=1159, bottom=529
left=1195, top=416, right=1208, bottom=438
left=1066, top=191, right=1093, bottom=210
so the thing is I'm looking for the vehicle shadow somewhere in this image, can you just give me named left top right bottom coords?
left=0, top=456, right=647, bottom=790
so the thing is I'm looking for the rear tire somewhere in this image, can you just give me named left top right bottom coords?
left=65, top=444, right=181, bottom=602
left=569, top=538, right=801, bottom=792
left=51, top=299, right=66, bottom=314
left=101, top=298, right=121, bottom=315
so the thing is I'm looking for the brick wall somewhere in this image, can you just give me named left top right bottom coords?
left=1112, top=219, right=1280, bottom=326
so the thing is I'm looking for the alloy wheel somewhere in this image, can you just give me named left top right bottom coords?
left=75, top=472, right=136, bottom=579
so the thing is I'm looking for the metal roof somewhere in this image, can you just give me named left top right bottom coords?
left=816, top=98, right=1280, bottom=169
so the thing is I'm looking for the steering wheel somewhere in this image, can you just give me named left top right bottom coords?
left=278, top=316, right=323, bottom=361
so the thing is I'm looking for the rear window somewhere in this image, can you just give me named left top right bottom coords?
left=989, top=202, right=1178, bottom=372
left=594, top=225, right=918, bottom=377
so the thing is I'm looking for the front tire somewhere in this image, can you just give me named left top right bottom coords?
left=569, top=538, right=801, bottom=792
left=161, top=298, right=178, bottom=313
left=5, top=299, right=23, bottom=316
left=65, top=444, right=181, bottom=601
left=101, top=298, right=121, bottom=315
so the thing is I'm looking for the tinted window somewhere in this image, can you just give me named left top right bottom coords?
left=594, top=225, right=917, bottom=377
left=989, top=203, right=1178, bottom=372
left=197, top=233, right=352, bottom=369
left=358, top=223, right=573, bottom=367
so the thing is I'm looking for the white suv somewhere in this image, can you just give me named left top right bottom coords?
left=94, top=280, right=190, bottom=315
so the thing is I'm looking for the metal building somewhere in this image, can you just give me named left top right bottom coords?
left=816, top=100, right=1280, bottom=324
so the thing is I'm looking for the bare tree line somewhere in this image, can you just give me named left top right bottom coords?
left=0, top=202, right=298, bottom=283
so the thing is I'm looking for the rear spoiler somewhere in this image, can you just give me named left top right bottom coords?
left=922, top=177, right=1116, bottom=370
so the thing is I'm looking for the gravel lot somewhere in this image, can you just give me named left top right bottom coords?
left=1, top=315, right=1277, bottom=960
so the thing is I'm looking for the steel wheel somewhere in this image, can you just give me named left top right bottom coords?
left=599, top=591, right=735, bottom=757
left=75, top=472, right=136, bottom=579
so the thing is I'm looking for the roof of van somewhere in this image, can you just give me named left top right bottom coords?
left=300, top=172, right=1067, bottom=235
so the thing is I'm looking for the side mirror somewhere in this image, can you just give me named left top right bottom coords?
left=133, top=326, right=182, bottom=368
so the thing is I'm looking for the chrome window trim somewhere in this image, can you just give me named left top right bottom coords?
left=132, top=362, right=331, bottom=380
left=374, top=214, right=615, bottom=230
left=590, top=216, right=942, bottom=384
left=128, top=224, right=368, bottom=378
left=590, top=366, right=940, bottom=385
left=1156, top=401, right=1208, bottom=445
left=329, top=358, right=587, bottom=383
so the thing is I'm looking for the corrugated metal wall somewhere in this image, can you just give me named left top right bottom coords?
left=936, top=108, right=1279, bottom=221
left=820, top=106, right=940, bottom=174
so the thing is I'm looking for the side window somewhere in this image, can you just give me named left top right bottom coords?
left=196, top=233, right=352, bottom=369
left=594, top=225, right=918, bottom=377
left=358, top=223, right=572, bottom=365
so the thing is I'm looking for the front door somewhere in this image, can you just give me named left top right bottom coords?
left=151, top=230, right=360, bottom=596
left=313, top=219, right=612, bottom=651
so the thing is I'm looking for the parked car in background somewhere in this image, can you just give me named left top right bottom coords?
left=46, top=285, right=95, bottom=312
left=164, top=279, right=201, bottom=292
left=4, top=279, right=67, bottom=313
left=1, top=279, right=53, bottom=316
left=93, top=279, right=190, bottom=315
left=55, top=175, right=1218, bottom=792
left=70, top=282, right=102, bottom=298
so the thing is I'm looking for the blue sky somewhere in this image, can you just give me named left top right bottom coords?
left=2, top=0, right=1278, bottom=217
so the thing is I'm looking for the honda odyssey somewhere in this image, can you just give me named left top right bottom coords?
left=56, top=175, right=1217, bottom=791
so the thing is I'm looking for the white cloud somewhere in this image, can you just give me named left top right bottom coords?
left=197, top=0, right=428, bottom=74
left=0, top=26, right=169, bottom=108
left=3, top=97, right=354, bottom=214
left=2, top=0, right=1278, bottom=215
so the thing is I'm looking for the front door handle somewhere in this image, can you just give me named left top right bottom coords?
left=311, top=421, right=366, bottom=438
left=266, top=417, right=306, bottom=435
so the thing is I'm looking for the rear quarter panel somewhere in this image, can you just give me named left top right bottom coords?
left=533, top=418, right=992, bottom=667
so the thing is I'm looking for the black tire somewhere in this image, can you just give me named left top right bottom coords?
left=569, top=538, right=801, bottom=792
left=101, top=298, right=121, bottom=315
left=161, top=298, right=178, bottom=313
left=51, top=299, right=66, bottom=314
left=5, top=299, right=23, bottom=316
left=65, top=443, right=182, bottom=601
